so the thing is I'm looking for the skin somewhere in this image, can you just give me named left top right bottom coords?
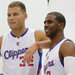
left=24, top=14, right=75, bottom=64
left=7, top=6, right=27, bottom=38
left=0, top=6, right=50, bottom=57
left=0, top=36, right=2, bottom=56
left=44, top=14, right=75, bottom=63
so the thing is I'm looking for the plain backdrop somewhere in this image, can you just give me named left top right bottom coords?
left=0, top=0, right=75, bottom=74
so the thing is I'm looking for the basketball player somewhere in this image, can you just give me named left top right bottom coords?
left=0, top=1, right=50, bottom=75
left=24, top=12, right=75, bottom=75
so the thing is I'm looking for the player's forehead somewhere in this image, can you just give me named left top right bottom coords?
left=45, top=14, right=56, bottom=21
left=8, top=6, right=21, bottom=14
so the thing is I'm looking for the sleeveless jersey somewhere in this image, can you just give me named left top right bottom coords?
left=44, top=38, right=66, bottom=75
left=1, top=28, right=42, bottom=75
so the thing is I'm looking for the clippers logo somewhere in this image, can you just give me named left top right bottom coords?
left=4, top=48, right=28, bottom=59
left=44, top=60, right=54, bottom=73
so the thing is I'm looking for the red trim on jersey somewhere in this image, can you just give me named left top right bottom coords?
left=37, top=64, right=42, bottom=75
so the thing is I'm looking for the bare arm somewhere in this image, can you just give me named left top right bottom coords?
left=34, top=30, right=50, bottom=52
left=61, top=40, right=75, bottom=58
left=60, top=40, right=75, bottom=75
left=23, top=30, right=51, bottom=64
left=34, top=30, right=50, bottom=42
left=23, top=40, right=51, bottom=64
left=35, top=40, right=51, bottom=48
left=0, top=36, right=2, bottom=56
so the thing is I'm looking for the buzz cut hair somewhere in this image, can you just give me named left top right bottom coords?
left=8, top=1, right=26, bottom=13
left=47, top=11, right=66, bottom=28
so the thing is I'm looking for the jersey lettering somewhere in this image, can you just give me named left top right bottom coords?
left=19, top=56, right=34, bottom=67
left=47, top=71, right=51, bottom=75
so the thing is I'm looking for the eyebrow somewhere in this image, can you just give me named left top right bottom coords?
left=44, top=20, right=53, bottom=24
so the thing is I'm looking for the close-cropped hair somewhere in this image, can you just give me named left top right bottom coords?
left=47, top=12, right=66, bottom=28
left=8, top=1, right=26, bottom=13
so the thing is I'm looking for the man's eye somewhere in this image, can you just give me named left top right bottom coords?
left=44, top=21, right=46, bottom=24
left=47, top=20, right=53, bottom=24
left=14, top=13, right=18, bottom=16
left=44, top=20, right=53, bottom=24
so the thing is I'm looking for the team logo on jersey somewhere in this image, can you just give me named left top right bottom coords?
left=44, top=60, right=55, bottom=73
left=16, top=42, right=20, bottom=46
left=4, top=48, right=28, bottom=59
left=46, top=48, right=50, bottom=57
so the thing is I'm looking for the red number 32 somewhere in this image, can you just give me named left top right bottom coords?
left=47, top=71, right=51, bottom=75
left=19, top=56, right=33, bottom=66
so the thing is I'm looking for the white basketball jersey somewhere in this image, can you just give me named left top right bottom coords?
left=1, top=28, right=42, bottom=75
left=44, top=38, right=66, bottom=75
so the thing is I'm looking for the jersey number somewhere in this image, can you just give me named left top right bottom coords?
left=47, top=71, right=51, bottom=75
left=19, top=56, right=33, bottom=66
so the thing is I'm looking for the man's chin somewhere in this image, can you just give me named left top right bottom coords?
left=46, top=34, right=50, bottom=38
left=10, top=27, right=16, bottom=30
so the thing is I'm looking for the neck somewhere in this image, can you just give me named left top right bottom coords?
left=50, top=31, right=64, bottom=48
left=11, top=27, right=27, bottom=38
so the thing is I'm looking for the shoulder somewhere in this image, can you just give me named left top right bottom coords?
left=34, top=30, right=45, bottom=37
left=60, top=39, right=75, bottom=57
left=0, top=32, right=9, bottom=50
left=34, top=30, right=50, bottom=41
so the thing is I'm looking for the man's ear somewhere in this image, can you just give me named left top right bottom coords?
left=24, top=13, right=28, bottom=20
left=59, top=23, right=64, bottom=29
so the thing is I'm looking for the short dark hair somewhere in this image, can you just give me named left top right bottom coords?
left=47, top=12, right=66, bottom=28
left=8, top=1, right=26, bottom=13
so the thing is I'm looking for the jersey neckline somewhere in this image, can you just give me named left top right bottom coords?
left=10, top=28, right=29, bottom=38
left=50, top=38, right=65, bottom=51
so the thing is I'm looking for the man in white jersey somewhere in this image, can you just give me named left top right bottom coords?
left=24, top=12, right=75, bottom=75
left=0, top=1, right=50, bottom=75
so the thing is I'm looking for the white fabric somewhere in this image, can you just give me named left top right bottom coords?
left=64, top=56, right=75, bottom=75
left=43, top=38, right=66, bottom=75
left=1, top=28, right=42, bottom=75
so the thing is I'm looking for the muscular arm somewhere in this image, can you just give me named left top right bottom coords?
left=0, top=36, right=2, bottom=56
left=23, top=30, right=51, bottom=64
left=60, top=40, right=75, bottom=75
left=34, top=30, right=50, bottom=42
left=34, top=30, right=50, bottom=52
left=60, top=40, right=75, bottom=59
left=34, top=30, right=50, bottom=48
